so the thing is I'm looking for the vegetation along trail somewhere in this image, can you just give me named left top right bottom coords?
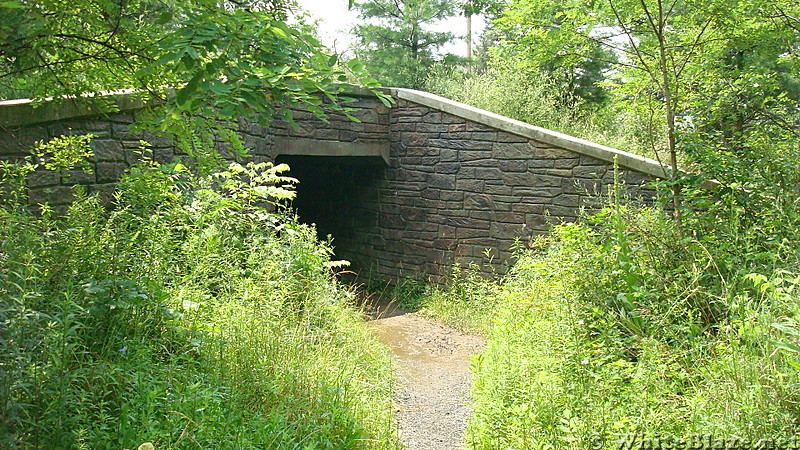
left=368, top=303, right=485, bottom=449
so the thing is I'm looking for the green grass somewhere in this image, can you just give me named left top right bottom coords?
left=0, top=159, right=398, bottom=448
left=418, top=202, right=800, bottom=449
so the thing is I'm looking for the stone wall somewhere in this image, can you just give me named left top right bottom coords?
left=0, top=93, right=389, bottom=207
left=0, top=88, right=666, bottom=281
left=330, top=93, right=660, bottom=280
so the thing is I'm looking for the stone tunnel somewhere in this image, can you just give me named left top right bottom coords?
left=0, top=88, right=668, bottom=281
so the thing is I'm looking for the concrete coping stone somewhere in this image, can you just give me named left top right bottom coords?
left=386, top=88, right=671, bottom=179
left=0, top=85, right=381, bottom=128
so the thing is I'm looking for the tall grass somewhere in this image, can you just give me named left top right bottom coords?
left=0, top=157, right=398, bottom=448
left=418, top=192, right=800, bottom=448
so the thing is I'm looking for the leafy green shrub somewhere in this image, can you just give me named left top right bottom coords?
left=0, top=155, right=397, bottom=448
left=466, top=199, right=800, bottom=448
left=418, top=264, right=501, bottom=334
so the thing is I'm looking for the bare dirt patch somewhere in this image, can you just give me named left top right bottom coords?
left=368, top=304, right=485, bottom=449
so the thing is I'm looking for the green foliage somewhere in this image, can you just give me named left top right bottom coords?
left=1, top=0, right=389, bottom=173
left=0, top=158, right=397, bottom=448
left=480, top=0, right=800, bottom=213
left=418, top=264, right=500, bottom=334
left=426, top=65, right=608, bottom=138
left=32, top=133, right=95, bottom=174
left=490, top=0, right=617, bottom=105
left=464, top=203, right=800, bottom=448
left=351, top=0, right=462, bottom=88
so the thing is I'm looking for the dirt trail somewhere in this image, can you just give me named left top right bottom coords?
left=368, top=303, right=485, bottom=449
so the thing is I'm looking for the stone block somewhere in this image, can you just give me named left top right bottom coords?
left=153, top=147, right=175, bottom=164
left=503, top=172, right=536, bottom=187
left=497, top=133, right=529, bottom=143
left=450, top=216, right=490, bottom=230
left=392, top=122, right=416, bottom=132
left=440, top=190, right=464, bottom=202
left=491, top=222, right=525, bottom=240
left=423, top=112, right=443, bottom=124
left=125, top=148, right=145, bottom=165
left=545, top=205, right=579, bottom=218
left=433, top=238, right=457, bottom=250
left=448, top=123, right=466, bottom=132
left=514, top=203, right=547, bottom=215
left=111, top=123, right=137, bottom=142
left=554, top=158, right=580, bottom=169
left=532, top=174, right=563, bottom=188
left=314, top=128, right=339, bottom=140
left=405, top=146, right=438, bottom=157
left=438, top=225, right=456, bottom=238
left=484, top=183, right=513, bottom=196
left=29, top=185, right=74, bottom=205
left=573, top=166, right=607, bottom=178
left=62, top=169, right=96, bottom=185
left=466, top=122, right=494, bottom=132
left=90, top=140, right=124, bottom=162
left=529, top=159, right=555, bottom=169
left=525, top=213, right=551, bottom=229
left=428, top=139, right=493, bottom=151
left=400, top=206, right=426, bottom=222
left=27, top=170, right=60, bottom=188
left=464, top=193, right=493, bottom=210
left=288, top=122, right=315, bottom=138
left=493, top=142, right=535, bottom=159
left=96, top=162, right=127, bottom=183
left=474, top=167, right=503, bottom=180
left=471, top=131, right=497, bottom=142
left=553, top=194, right=581, bottom=207
left=459, top=151, right=494, bottom=163
left=499, top=160, right=528, bottom=172
left=379, top=213, right=405, bottom=229
left=416, top=123, right=447, bottom=133
left=339, top=130, right=358, bottom=142
left=393, top=106, right=425, bottom=117
left=456, top=227, right=488, bottom=239
left=138, top=130, right=172, bottom=147
left=469, top=210, right=494, bottom=220
left=513, top=187, right=562, bottom=198
left=332, top=120, right=366, bottom=132
left=579, top=154, right=606, bottom=166
left=365, top=124, right=388, bottom=133
left=442, top=114, right=465, bottom=124
left=2, top=127, right=48, bottom=155
left=455, top=179, right=484, bottom=193
left=495, top=212, right=524, bottom=224
left=439, top=148, right=458, bottom=162
left=537, top=147, right=580, bottom=159
left=351, top=109, right=380, bottom=124
left=427, top=175, right=455, bottom=190
left=435, top=163, right=461, bottom=174
left=401, top=133, right=429, bottom=147
left=422, top=188, right=440, bottom=200
left=402, top=156, right=438, bottom=167
left=544, top=168, right=574, bottom=178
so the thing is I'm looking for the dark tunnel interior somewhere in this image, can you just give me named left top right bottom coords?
left=275, top=155, right=385, bottom=259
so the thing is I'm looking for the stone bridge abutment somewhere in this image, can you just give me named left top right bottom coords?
left=0, top=88, right=667, bottom=281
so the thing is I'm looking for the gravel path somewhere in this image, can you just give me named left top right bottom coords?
left=369, top=308, right=485, bottom=449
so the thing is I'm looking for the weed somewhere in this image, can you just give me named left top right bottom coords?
left=0, top=151, right=398, bottom=448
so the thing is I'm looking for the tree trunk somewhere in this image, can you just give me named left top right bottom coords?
left=466, top=14, right=472, bottom=59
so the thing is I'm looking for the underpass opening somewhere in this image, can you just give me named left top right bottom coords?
left=276, top=155, right=385, bottom=267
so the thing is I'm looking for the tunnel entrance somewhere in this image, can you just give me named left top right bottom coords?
left=276, top=155, right=385, bottom=263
